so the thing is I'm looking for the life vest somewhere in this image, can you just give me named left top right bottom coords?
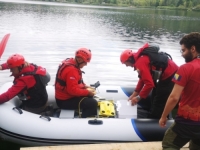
left=136, top=43, right=172, bottom=71
left=135, top=43, right=173, bottom=80
left=55, top=58, right=83, bottom=92
left=16, top=64, right=48, bottom=108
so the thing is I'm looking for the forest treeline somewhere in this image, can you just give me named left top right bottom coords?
left=32, top=0, right=200, bottom=10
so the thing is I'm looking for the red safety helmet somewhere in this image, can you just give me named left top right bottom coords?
left=7, top=54, right=25, bottom=68
left=75, top=48, right=91, bottom=63
left=120, top=49, right=133, bottom=64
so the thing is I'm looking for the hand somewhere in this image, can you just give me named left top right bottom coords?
left=128, top=91, right=138, bottom=101
left=85, top=85, right=90, bottom=88
left=87, top=87, right=95, bottom=92
left=159, top=117, right=167, bottom=128
left=129, top=96, right=139, bottom=106
left=87, top=88, right=96, bottom=96
left=129, top=94, right=134, bottom=101
left=85, top=85, right=95, bottom=89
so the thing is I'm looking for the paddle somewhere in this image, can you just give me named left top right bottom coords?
left=0, top=34, right=10, bottom=59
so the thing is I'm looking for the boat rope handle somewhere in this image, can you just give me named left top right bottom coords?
left=39, top=115, right=51, bottom=121
left=88, top=119, right=103, bottom=125
left=13, top=107, right=23, bottom=114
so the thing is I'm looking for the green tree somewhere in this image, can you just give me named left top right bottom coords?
left=177, top=0, right=184, bottom=7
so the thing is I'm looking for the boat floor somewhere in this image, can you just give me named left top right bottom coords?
left=20, top=142, right=189, bottom=150
left=39, top=103, right=150, bottom=119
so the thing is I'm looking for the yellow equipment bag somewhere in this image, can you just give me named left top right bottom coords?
left=98, top=100, right=115, bottom=117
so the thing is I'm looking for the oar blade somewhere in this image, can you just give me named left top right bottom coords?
left=0, top=33, right=10, bottom=58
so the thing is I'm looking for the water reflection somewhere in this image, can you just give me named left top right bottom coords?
left=0, top=1, right=199, bottom=86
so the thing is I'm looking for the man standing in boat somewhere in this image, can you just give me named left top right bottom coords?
left=120, top=44, right=178, bottom=119
left=0, top=54, right=50, bottom=114
left=159, top=32, right=200, bottom=150
left=55, top=48, right=97, bottom=118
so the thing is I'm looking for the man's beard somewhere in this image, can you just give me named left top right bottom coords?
left=184, top=52, right=193, bottom=62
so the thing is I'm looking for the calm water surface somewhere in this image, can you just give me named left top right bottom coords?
left=0, top=0, right=200, bottom=149
left=0, top=0, right=200, bottom=87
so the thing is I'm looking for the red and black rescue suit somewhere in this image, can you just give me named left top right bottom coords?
left=55, top=58, right=97, bottom=118
left=0, top=63, right=48, bottom=114
left=133, top=44, right=179, bottom=118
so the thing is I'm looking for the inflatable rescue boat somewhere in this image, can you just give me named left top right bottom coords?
left=0, top=82, right=173, bottom=146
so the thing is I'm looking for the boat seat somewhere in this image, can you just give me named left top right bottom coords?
left=59, top=109, right=75, bottom=119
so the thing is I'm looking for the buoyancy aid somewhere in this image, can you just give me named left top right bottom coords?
left=55, top=58, right=84, bottom=99
left=134, top=43, right=173, bottom=80
left=16, top=64, right=48, bottom=108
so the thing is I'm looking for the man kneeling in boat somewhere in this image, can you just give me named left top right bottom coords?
left=0, top=54, right=50, bottom=114
left=55, top=48, right=97, bottom=118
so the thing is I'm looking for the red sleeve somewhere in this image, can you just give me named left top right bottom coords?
left=135, top=57, right=155, bottom=99
left=78, top=83, right=86, bottom=89
left=172, top=64, right=188, bottom=87
left=0, top=80, right=26, bottom=104
left=65, top=68, right=89, bottom=96
left=135, top=79, right=144, bottom=93
left=1, top=63, right=9, bottom=70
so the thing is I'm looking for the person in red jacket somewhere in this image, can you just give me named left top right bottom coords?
left=120, top=43, right=178, bottom=119
left=159, top=32, right=200, bottom=150
left=55, top=48, right=97, bottom=118
left=0, top=54, right=50, bottom=114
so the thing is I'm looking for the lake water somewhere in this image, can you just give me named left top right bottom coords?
left=0, top=0, right=200, bottom=87
left=0, top=0, right=200, bottom=149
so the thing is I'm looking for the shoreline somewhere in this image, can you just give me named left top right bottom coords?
left=29, top=0, right=200, bottom=11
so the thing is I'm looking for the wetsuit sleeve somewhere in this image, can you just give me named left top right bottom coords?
left=0, top=63, right=9, bottom=70
left=0, top=80, right=26, bottom=104
left=65, top=69, right=89, bottom=96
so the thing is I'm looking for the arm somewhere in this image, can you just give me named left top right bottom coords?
left=138, top=67, right=154, bottom=99
left=65, top=69, right=89, bottom=97
left=0, top=63, right=9, bottom=70
left=159, top=84, right=184, bottom=127
left=79, top=84, right=95, bottom=92
left=129, top=91, right=138, bottom=100
left=129, top=79, right=143, bottom=100
left=134, top=57, right=155, bottom=99
left=130, top=78, right=144, bottom=99
left=0, top=80, right=27, bottom=104
left=85, top=85, right=92, bottom=88
left=130, top=63, right=154, bottom=105
left=134, top=79, right=144, bottom=94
